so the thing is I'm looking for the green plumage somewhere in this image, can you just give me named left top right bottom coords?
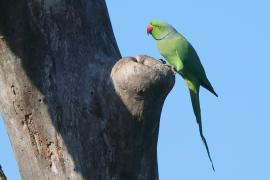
left=148, top=20, right=217, bottom=171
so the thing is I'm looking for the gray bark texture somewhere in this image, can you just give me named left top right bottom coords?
left=0, top=0, right=175, bottom=180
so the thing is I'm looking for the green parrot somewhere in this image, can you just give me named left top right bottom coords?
left=147, top=20, right=217, bottom=171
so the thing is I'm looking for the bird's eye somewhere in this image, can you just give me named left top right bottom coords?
left=157, top=25, right=161, bottom=29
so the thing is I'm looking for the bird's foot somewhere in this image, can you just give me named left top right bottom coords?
left=158, top=58, right=177, bottom=74
left=159, top=58, right=167, bottom=64
left=163, top=64, right=177, bottom=75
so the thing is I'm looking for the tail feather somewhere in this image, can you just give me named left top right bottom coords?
left=189, top=86, right=215, bottom=171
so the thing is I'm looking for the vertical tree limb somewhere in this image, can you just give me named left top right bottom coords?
left=0, top=0, right=175, bottom=179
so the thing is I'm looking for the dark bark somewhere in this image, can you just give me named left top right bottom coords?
left=0, top=0, right=174, bottom=180
left=0, top=165, right=7, bottom=180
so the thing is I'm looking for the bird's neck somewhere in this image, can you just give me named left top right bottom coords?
left=155, top=29, right=176, bottom=40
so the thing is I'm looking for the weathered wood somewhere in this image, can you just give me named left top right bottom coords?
left=0, top=0, right=175, bottom=179
left=110, top=56, right=174, bottom=180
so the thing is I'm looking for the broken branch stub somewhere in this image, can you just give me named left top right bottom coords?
left=111, top=55, right=175, bottom=121
left=109, top=55, right=175, bottom=179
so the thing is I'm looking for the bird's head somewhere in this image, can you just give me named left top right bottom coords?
left=147, top=20, right=175, bottom=40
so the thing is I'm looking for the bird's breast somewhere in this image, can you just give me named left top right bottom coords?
left=157, top=39, right=184, bottom=72
left=157, top=39, right=177, bottom=59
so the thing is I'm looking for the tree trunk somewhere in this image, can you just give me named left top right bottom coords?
left=0, top=0, right=174, bottom=180
left=0, top=165, right=7, bottom=180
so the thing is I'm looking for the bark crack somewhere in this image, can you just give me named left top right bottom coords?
left=11, top=84, right=18, bottom=114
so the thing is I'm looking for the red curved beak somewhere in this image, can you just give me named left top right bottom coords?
left=147, top=24, right=153, bottom=35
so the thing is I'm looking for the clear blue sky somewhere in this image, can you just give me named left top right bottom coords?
left=1, top=0, right=270, bottom=179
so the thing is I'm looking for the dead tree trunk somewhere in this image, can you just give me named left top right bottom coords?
left=0, top=0, right=174, bottom=180
left=0, top=165, right=7, bottom=180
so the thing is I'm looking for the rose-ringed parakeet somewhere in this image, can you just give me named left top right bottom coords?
left=147, top=20, right=217, bottom=171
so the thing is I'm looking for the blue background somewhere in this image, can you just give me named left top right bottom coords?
left=1, top=0, right=270, bottom=179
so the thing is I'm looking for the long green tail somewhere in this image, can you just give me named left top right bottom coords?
left=188, top=84, right=215, bottom=171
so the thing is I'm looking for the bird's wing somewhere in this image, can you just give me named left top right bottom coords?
left=176, top=41, right=218, bottom=96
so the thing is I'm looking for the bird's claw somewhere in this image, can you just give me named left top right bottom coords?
left=159, top=58, right=166, bottom=64
left=158, top=59, right=177, bottom=74
left=163, top=64, right=177, bottom=74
